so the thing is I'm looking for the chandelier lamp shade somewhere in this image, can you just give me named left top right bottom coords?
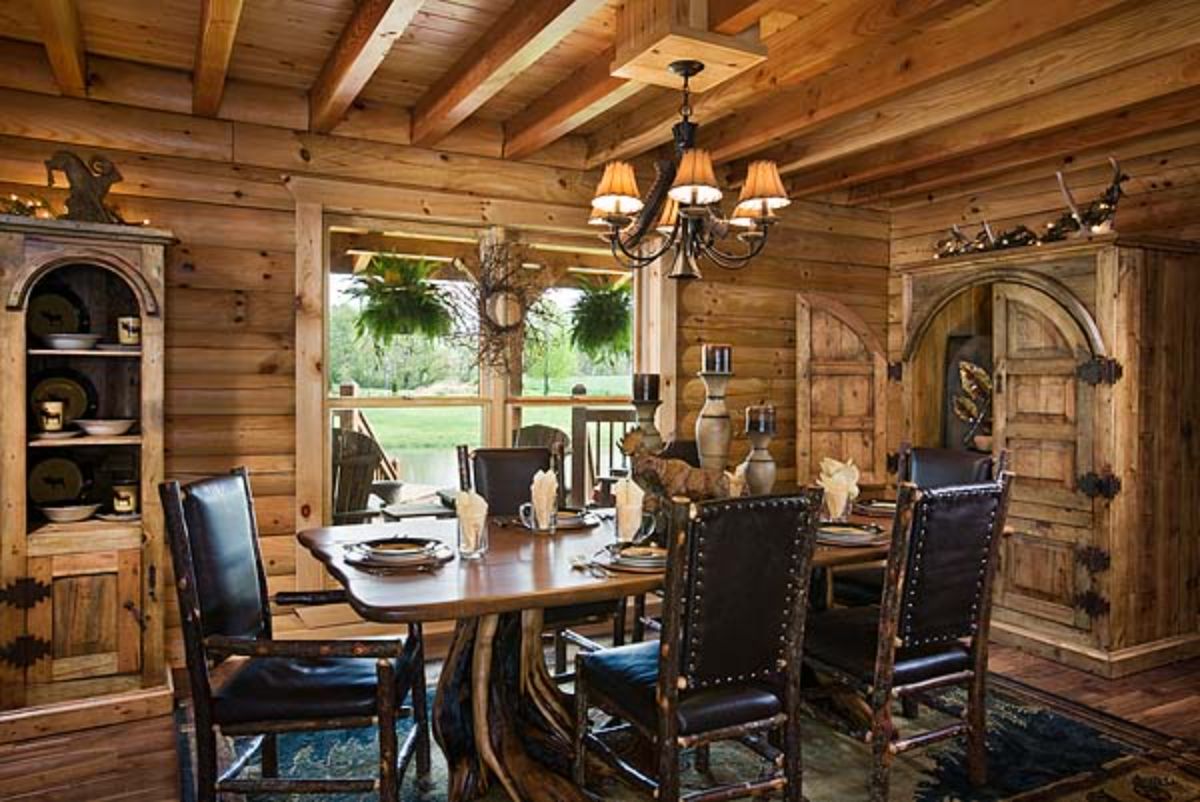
left=590, top=60, right=790, bottom=279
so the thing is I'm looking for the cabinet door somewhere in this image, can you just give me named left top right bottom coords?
left=992, top=283, right=1096, bottom=634
left=796, top=294, right=888, bottom=486
left=25, top=548, right=142, bottom=701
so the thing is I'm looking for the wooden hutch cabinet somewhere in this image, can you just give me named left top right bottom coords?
left=0, top=215, right=171, bottom=729
left=893, top=235, right=1200, bottom=678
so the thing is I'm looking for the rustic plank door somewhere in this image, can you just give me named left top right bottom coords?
left=795, top=294, right=888, bottom=486
left=991, top=283, right=1096, bottom=636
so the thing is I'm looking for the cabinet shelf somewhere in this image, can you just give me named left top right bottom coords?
left=28, top=434, right=141, bottom=448
left=27, top=348, right=141, bottom=358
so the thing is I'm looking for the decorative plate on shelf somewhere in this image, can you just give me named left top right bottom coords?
left=32, top=429, right=83, bottom=441
left=97, top=512, right=142, bottom=523
left=27, top=287, right=88, bottom=338
left=75, top=419, right=136, bottom=437
left=39, top=503, right=101, bottom=524
left=95, top=343, right=140, bottom=352
left=30, top=368, right=98, bottom=423
left=28, top=457, right=85, bottom=504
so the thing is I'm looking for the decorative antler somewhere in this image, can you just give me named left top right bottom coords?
left=1056, top=170, right=1083, bottom=230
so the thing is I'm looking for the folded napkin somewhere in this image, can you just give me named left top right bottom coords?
left=614, top=477, right=645, bottom=542
left=817, top=457, right=861, bottom=519
left=456, top=490, right=488, bottom=551
left=530, top=469, right=559, bottom=529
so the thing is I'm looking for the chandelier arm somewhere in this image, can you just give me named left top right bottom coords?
left=619, top=158, right=677, bottom=250
left=611, top=215, right=680, bottom=265
left=696, top=228, right=770, bottom=269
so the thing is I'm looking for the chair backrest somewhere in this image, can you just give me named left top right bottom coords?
left=569, top=406, right=637, bottom=506
left=331, top=427, right=387, bottom=520
left=663, top=492, right=821, bottom=692
left=899, top=444, right=998, bottom=488
left=159, top=468, right=271, bottom=705
left=884, top=475, right=1014, bottom=651
left=464, top=447, right=552, bottom=516
left=514, top=423, right=570, bottom=453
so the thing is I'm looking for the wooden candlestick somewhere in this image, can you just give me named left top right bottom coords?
left=696, top=371, right=732, bottom=471
left=632, top=399, right=664, bottom=452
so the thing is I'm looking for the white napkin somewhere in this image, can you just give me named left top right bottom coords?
left=817, top=457, right=861, bottom=519
left=456, top=490, right=488, bottom=551
left=531, top=469, right=559, bottom=529
left=726, top=463, right=748, bottom=498
left=614, top=477, right=645, bottom=542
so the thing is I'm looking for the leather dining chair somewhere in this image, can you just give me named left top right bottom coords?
left=574, top=491, right=822, bottom=802
left=804, top=475, right=1014, bottom=802
left=457, top=445, right=627, bottom=679
left=832, top=443, right=1006, bottom=608
left=160, top=468, right=430, bottom=802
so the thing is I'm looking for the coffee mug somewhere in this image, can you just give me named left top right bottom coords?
left=117, top=316, right=141, bottom=346
left=518, top=501, right=557, bottom=533
left=113, top=483, right=139, bottom=514
left=37, top=400, right=65, bottom=432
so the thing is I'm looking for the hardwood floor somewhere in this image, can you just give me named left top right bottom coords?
left=990, top=645, right=1200, bottom=742
left=0, top=645, right=1196, bottom=801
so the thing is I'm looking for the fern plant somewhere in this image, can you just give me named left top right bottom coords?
left=569, top=278, right=631, bottom=364
left=346, top=254, right=453, bottom=348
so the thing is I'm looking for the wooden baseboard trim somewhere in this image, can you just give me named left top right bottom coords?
left=0, top=673, right=174, bottom=744
left=992, top=623, right=1200, bottom=679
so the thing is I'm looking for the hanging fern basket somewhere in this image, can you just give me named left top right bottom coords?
left=569, top=278, right=631, bottom=364
left=347, top=254, right=454, bottom=348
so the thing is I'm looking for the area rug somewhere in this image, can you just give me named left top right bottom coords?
left=176, top=675, right=1193, bottom=801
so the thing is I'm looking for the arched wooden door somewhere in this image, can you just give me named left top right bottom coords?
left=795, top=294, right=888, bottom=486
left=991, top=283, right=1098, bottom=636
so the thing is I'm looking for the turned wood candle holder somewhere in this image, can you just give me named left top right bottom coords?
left=632, top=398, right=664, bottom=452
left=741, top=430, right=776, bottom=495
left=696, top=371, right=732, bottom=471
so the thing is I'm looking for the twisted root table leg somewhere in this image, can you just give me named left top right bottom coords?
left=433, top=609, right=592, bottom=802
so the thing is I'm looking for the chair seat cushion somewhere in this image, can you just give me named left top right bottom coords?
left=806, top=606, right=971, bottom=687
left=832, top=566, right=884, bottom=607
left=579, top=641, right=782, bottom=736
left=212, top=653, right=416, bottom=726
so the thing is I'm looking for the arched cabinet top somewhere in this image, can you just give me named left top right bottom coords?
left=6, top=251, right=161, bottom=317
left=901, top=267, right=1105, bottom=362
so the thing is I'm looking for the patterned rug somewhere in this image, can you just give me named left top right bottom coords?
left=177, top=675, right=1196, bottom=801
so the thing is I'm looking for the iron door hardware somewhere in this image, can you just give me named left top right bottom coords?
left=1077, top=471, right=1121, bottom=499
left=1076, top=357, right=1123, bottom=385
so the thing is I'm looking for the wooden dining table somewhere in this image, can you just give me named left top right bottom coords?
left=298, top=513, right=890, bottom=802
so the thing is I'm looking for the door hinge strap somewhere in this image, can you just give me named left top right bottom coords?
left=887, top=361, right=903, bottom=381
left=1074, top=546, right=1111, bottom=573
left=0, top=635, right=51, bottom=669
left=1076, top=357, right=1123, bottom=385
left=1078, top=471, right=1121, bottom=499
left=1073, top=590, right=1111, bottom=618
left=0, top=578, right=51, bottom=609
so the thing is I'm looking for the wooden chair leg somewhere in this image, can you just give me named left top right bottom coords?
left=967, top=672, right=987, bottom=786
left=573, top=656, right=588, bottom=787
left=612, top=597, right=628, bottom=646
left=632, top=594, right=646, bottom=642
left=261, top=732, right=278, bottom=778
left=658, top=735, right=680, bottom=802
left=694, top=743, right=710, bottom=774
left=196, top=725, right=219, bottom=802
left=868, top=700, right=894, bottom=802
left=784, top=715, right=803, bottom=802
left=377, top=658, right=399, bottom=802
left=554, top=629, right=568, bottom=676
left=901, top=695, right=920, bottom=719
left=411, top=631, right=433, bottom=781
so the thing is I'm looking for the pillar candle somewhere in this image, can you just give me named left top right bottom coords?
left=701, top=343, right=733, bottom=374
left=632, top=373, right=661, bottom=402
left=745, top=404, right=777, bottom=434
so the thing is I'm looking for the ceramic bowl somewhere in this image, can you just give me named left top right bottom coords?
left=40, top=503, right=101, bottom=523
left=42, top=333, right=102, bottom=350
left=75, top=419, right=136, bottom=436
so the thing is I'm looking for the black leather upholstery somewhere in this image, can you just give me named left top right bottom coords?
left=906, top=447, right=994, bottom=489
left=213, top=646, right=417, bottom=725
left=181, top=474, right=268, bottom=640
left=579, top=641, right=783, bottom=735
left=805, top=606, right=970, bottom=687
left=471, top=447, right=551, bottom=516
left=899, top=485, right=1003, bottom=646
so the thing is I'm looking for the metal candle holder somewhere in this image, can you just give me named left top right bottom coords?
left=696, top=371, right=732, bottom=471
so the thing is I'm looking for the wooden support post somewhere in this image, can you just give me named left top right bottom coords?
left=293, top=199, right=326, bottom=589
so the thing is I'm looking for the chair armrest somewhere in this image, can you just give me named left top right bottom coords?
left=272, top=589, right=347, bottom=607
left=204, top=635, right=406, bottom=660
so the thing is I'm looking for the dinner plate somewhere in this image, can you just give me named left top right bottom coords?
left=343, top=538, right=453, bottom=570
left=592, top=550, right=665, bottom=574
left=97, top=512, right=142, bottom=523
left=853, top=500, right=897, bottom=518
left=33, top=429, right=83, bottom=441
left=817, top=523, right=887, bottom=547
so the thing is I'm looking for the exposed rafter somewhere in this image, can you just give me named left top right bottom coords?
left=33, top=0, right=87, bottom=98
left=410, top=0, right=608, bottom=147
left=786, top=49, right=1200, bottom=202
left=503, top=48, right=643, bottom=161
left=309, top=0, right=425, bottom=133
left=583, top=0, right=980, bottom=167
left=709, top=0, right=792, bottom=35
left=193, top=0, right=244, bottom=117
left=719, top=0, right=1196, bottom=177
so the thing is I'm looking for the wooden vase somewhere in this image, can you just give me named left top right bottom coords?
left=741, top=430, right=776, bottom=494
left=632, top=398, right=664, bottom=452
left=695, top=371, right=732, bottom=471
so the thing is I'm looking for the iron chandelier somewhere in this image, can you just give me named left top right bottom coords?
left=589, top=60, right=791, bottom=280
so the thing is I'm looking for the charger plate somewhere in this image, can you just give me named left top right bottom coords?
left=593, top=544, right=667, bottom=573
left=344, top=537, right=454, bottom=570
left=817, top=523, right=887, bottom=547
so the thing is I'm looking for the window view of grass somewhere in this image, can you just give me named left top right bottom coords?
left=328, top=273, right=632, bottom=489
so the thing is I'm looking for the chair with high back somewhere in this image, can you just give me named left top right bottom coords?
left=574, top=491, right=822, bottom=802
left=804, top=474, right=1014, bottom=802
left=161, top=468, right=431, bottom=802
left=832, top=444, right=1006, bottom=608
left=330, top=427, right=392, bottom=524
left=457, top=445, right=627, bottom=679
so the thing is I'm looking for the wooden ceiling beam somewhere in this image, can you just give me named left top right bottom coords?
left=329, top=231, right=618, bottom=274
left=33, top=0, right=87, bottom=97
left=699, top=0, right=1142, bottom=166
left=789, top=52, right=1200, bottom=204
left=410, top=0, right=609, bottom=147
left=709, top=0, right=792, bottom=35
left=503, top=48, right=644, bottom=161
left=309, top=0, right=425, bottom=133
left=584, top=0, right=977, bottom=167
left=193, top=0, right=245, bottom=117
